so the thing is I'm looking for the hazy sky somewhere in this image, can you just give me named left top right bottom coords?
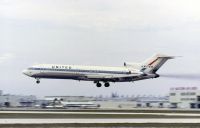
left=1, top=0, right=200, bottom=97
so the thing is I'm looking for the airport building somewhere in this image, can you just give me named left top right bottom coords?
left=169, top=87, right=200, bottom=108
left=3, top=86, right=200, bottom=109
left=0, top=90, right=37, bottom=107
left=135, top=96, right=169, bottom=108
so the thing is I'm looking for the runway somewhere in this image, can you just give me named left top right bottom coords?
left=1, top=110, right=200, bottom=117
left=0, top=110, right=200, bottom=127
left=1, top=118, right=200, bottom=124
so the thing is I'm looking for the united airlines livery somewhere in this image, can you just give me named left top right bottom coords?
left=23, top=54, right=174, bottom=87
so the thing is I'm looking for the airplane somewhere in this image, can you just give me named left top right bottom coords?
left=61, top=101, right=100, bottom=108
left=22, top=54, right=174, bottom=87
left=44, top=98, right=99, bottom=108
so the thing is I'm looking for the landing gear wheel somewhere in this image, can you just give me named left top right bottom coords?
left=36, top=79, right=40, bottom=84
left=104, top=82, right=110, bottom=87
left=96, top=82, right=102, bottom=87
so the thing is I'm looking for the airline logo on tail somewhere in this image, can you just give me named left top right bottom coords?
left=148, top=58, right=159, bottom=66
left=140, top=54, right=175, bottom=73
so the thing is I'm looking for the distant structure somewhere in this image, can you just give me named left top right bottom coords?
left=135, top=95, right=169, bottom=108
left=94, top=93, right=169, bottom=109
left=0, top=90, right=37, bottom=107
left=0, top=90, right=3, bottom=96
left=1, top=86, right=200, bottom=109
left=45, top=96, right=94, bottom=102
left=169, top=87, right=200, bottom=108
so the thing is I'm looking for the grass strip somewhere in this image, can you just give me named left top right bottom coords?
left=0, top=123, right=200, bottom=127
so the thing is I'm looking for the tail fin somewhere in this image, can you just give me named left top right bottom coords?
left=140, top=54, right=174, bottom=73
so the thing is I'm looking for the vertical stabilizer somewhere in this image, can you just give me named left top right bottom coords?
left=140, top=54, right=174, bottom=73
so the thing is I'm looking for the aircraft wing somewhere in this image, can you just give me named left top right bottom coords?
left=84, top=74, right=143, bottom=82
left=85, top=74, right=140, bottom=79
left=82, top=72, right=158, bottom=82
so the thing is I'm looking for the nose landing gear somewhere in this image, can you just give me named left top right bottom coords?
left=36, top=78, right=40, bottom=84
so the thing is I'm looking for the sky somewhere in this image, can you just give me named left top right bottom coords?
left=1, top=0, right=200, bottom=97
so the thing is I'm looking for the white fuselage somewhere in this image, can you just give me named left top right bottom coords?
left=22, top=64, right=153, bottom=83
left=23, top=54, right=173, bottom=87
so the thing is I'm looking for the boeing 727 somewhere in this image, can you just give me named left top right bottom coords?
left=23, top=54, right=174, bottom=87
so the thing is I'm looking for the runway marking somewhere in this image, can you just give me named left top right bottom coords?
left=1, top=118, right=200, bottom=124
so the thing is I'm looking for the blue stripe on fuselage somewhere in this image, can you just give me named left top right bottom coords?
left=28, top=67, right=129, bottom=75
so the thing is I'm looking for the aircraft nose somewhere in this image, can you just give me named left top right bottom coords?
left=22, top=69, right=31, bottom=76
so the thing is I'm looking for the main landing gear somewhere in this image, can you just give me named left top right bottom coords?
left=104, top=82, right=110, bottom=87
left=96, top=82, right=102, bottom=87
left=95, top=82, right=110, bottom=87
